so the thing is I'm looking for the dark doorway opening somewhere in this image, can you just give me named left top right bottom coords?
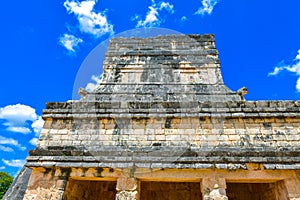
left=63, top=179, right=117, bottom=200
left=226, top=181, right=288, bottom=200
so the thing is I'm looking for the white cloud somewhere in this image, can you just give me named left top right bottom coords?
left=0, top=136, right=26, bottom=151
left=195, top=0, right=220, bottom=15
left=29, top=138, right=39, bottom=146
left=268, top=66, right=284, bottom=76
left=137, top=6, right=159, bottom=27
left=31, top=116, right=44, bottom=136
left=269, top=49, right=300, bottom=91
left=180, top=16, right=187, bottom=22
left=59, top=34, right=83, bottom=52
left=296, top=78, right=300, bottom=91
left=85, top=83, right=97, bottom=91
left=296, top=49, right=300, bottom=60
left=0, top=145, right=14, bottom=152
left=0, top=166, right=5, bottom=170
left=0, top=104, right=37, bottom=127
left=64, top=0, right=114, bottom=37
left=85, top=75, right=102, bottom=92
left=6, top=127, right=31, bottom=134
left=159, top=2, right=174, bottom=13
left=285, top=63, right=300, bottom=74
left=134, top=1, right=175, bottom=28
left=0, top=104, right=43, bottom=136
left=2, top=159, right=25, bottom=168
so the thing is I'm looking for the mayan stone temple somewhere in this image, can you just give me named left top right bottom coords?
left=5, top=34, right=300, bottom=199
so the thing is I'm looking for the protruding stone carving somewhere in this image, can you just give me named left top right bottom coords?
left=237, top=86, right=248, bottom=101
left=78, top=87, right=88, bottom=97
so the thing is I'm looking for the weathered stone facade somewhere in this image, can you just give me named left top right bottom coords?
left=6, top=34, right=300, bottom=199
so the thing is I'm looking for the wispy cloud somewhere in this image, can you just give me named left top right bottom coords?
left=85, top=75, right=102, bottom=92
left=2, top=159, right=26, bottom=168
left=195, top=0, right=220, bottom=15
left=0, top=136, right=26, bottom=151
left=159, top=2, right=174, bottom=12
left=0, top=145, right=14, bottom=152
left=133, top=0, right=175, bottom=28
left=268, top=66, right=284, bottom=76
left=29, top=138, right=38, bottom=146
left=59, top=34, right=83, bottom=52
left=6, top=127, right=31, bottom=134
left=180, top=16, right=187, bottom=23
left=269, top=50, right=300, bottom=91
left=64, top=0, right=114, bottom=38
left=31, top=116, right=44, bottom=136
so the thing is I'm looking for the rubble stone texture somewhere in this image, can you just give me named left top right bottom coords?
left=5, top=34, right=300, bottom=199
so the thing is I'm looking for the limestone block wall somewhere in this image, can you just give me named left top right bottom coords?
left=102, top=35, right=222, bottom=85
left=37, top=116, right=300, bottom=153
left=91, top=34, right=241, bottom=103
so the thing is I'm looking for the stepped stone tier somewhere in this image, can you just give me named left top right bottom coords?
left=7, top=34, right=300, bottom=199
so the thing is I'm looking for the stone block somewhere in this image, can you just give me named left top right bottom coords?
left=133, top=129, right=145, bottom=135
left=116, top=191, right=138, bottom=200
left=49, top=129, right=58, bottom=134
left=166, top=135, right=181, bottom=141
left=61, top=141, right=73, bottom=146
left=116, top=177, right=137, bottom=191
left=43, top=119, right=52, bottom=129
left=155, top=135, right=165, bottom=141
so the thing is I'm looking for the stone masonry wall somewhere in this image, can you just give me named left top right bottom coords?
left=37, top=116, right=300, bottom=154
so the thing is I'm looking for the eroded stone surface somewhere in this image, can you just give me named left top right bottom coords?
left=116, top=191, right=138, bottom=200
left=116, top=177, right=137, bottom=191
left=2, top=166, right=31, bottom=200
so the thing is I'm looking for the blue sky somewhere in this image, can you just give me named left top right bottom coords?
left=0, top=0, right=300, bottom=176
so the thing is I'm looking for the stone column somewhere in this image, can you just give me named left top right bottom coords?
left=201, top=178, right=228, bottom=200
left=116, top=177, right=139, bottom=200
left=284, top=176, right=300, bottom=200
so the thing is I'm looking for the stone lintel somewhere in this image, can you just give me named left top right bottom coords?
left=25, top=167, right=298, bottom=181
